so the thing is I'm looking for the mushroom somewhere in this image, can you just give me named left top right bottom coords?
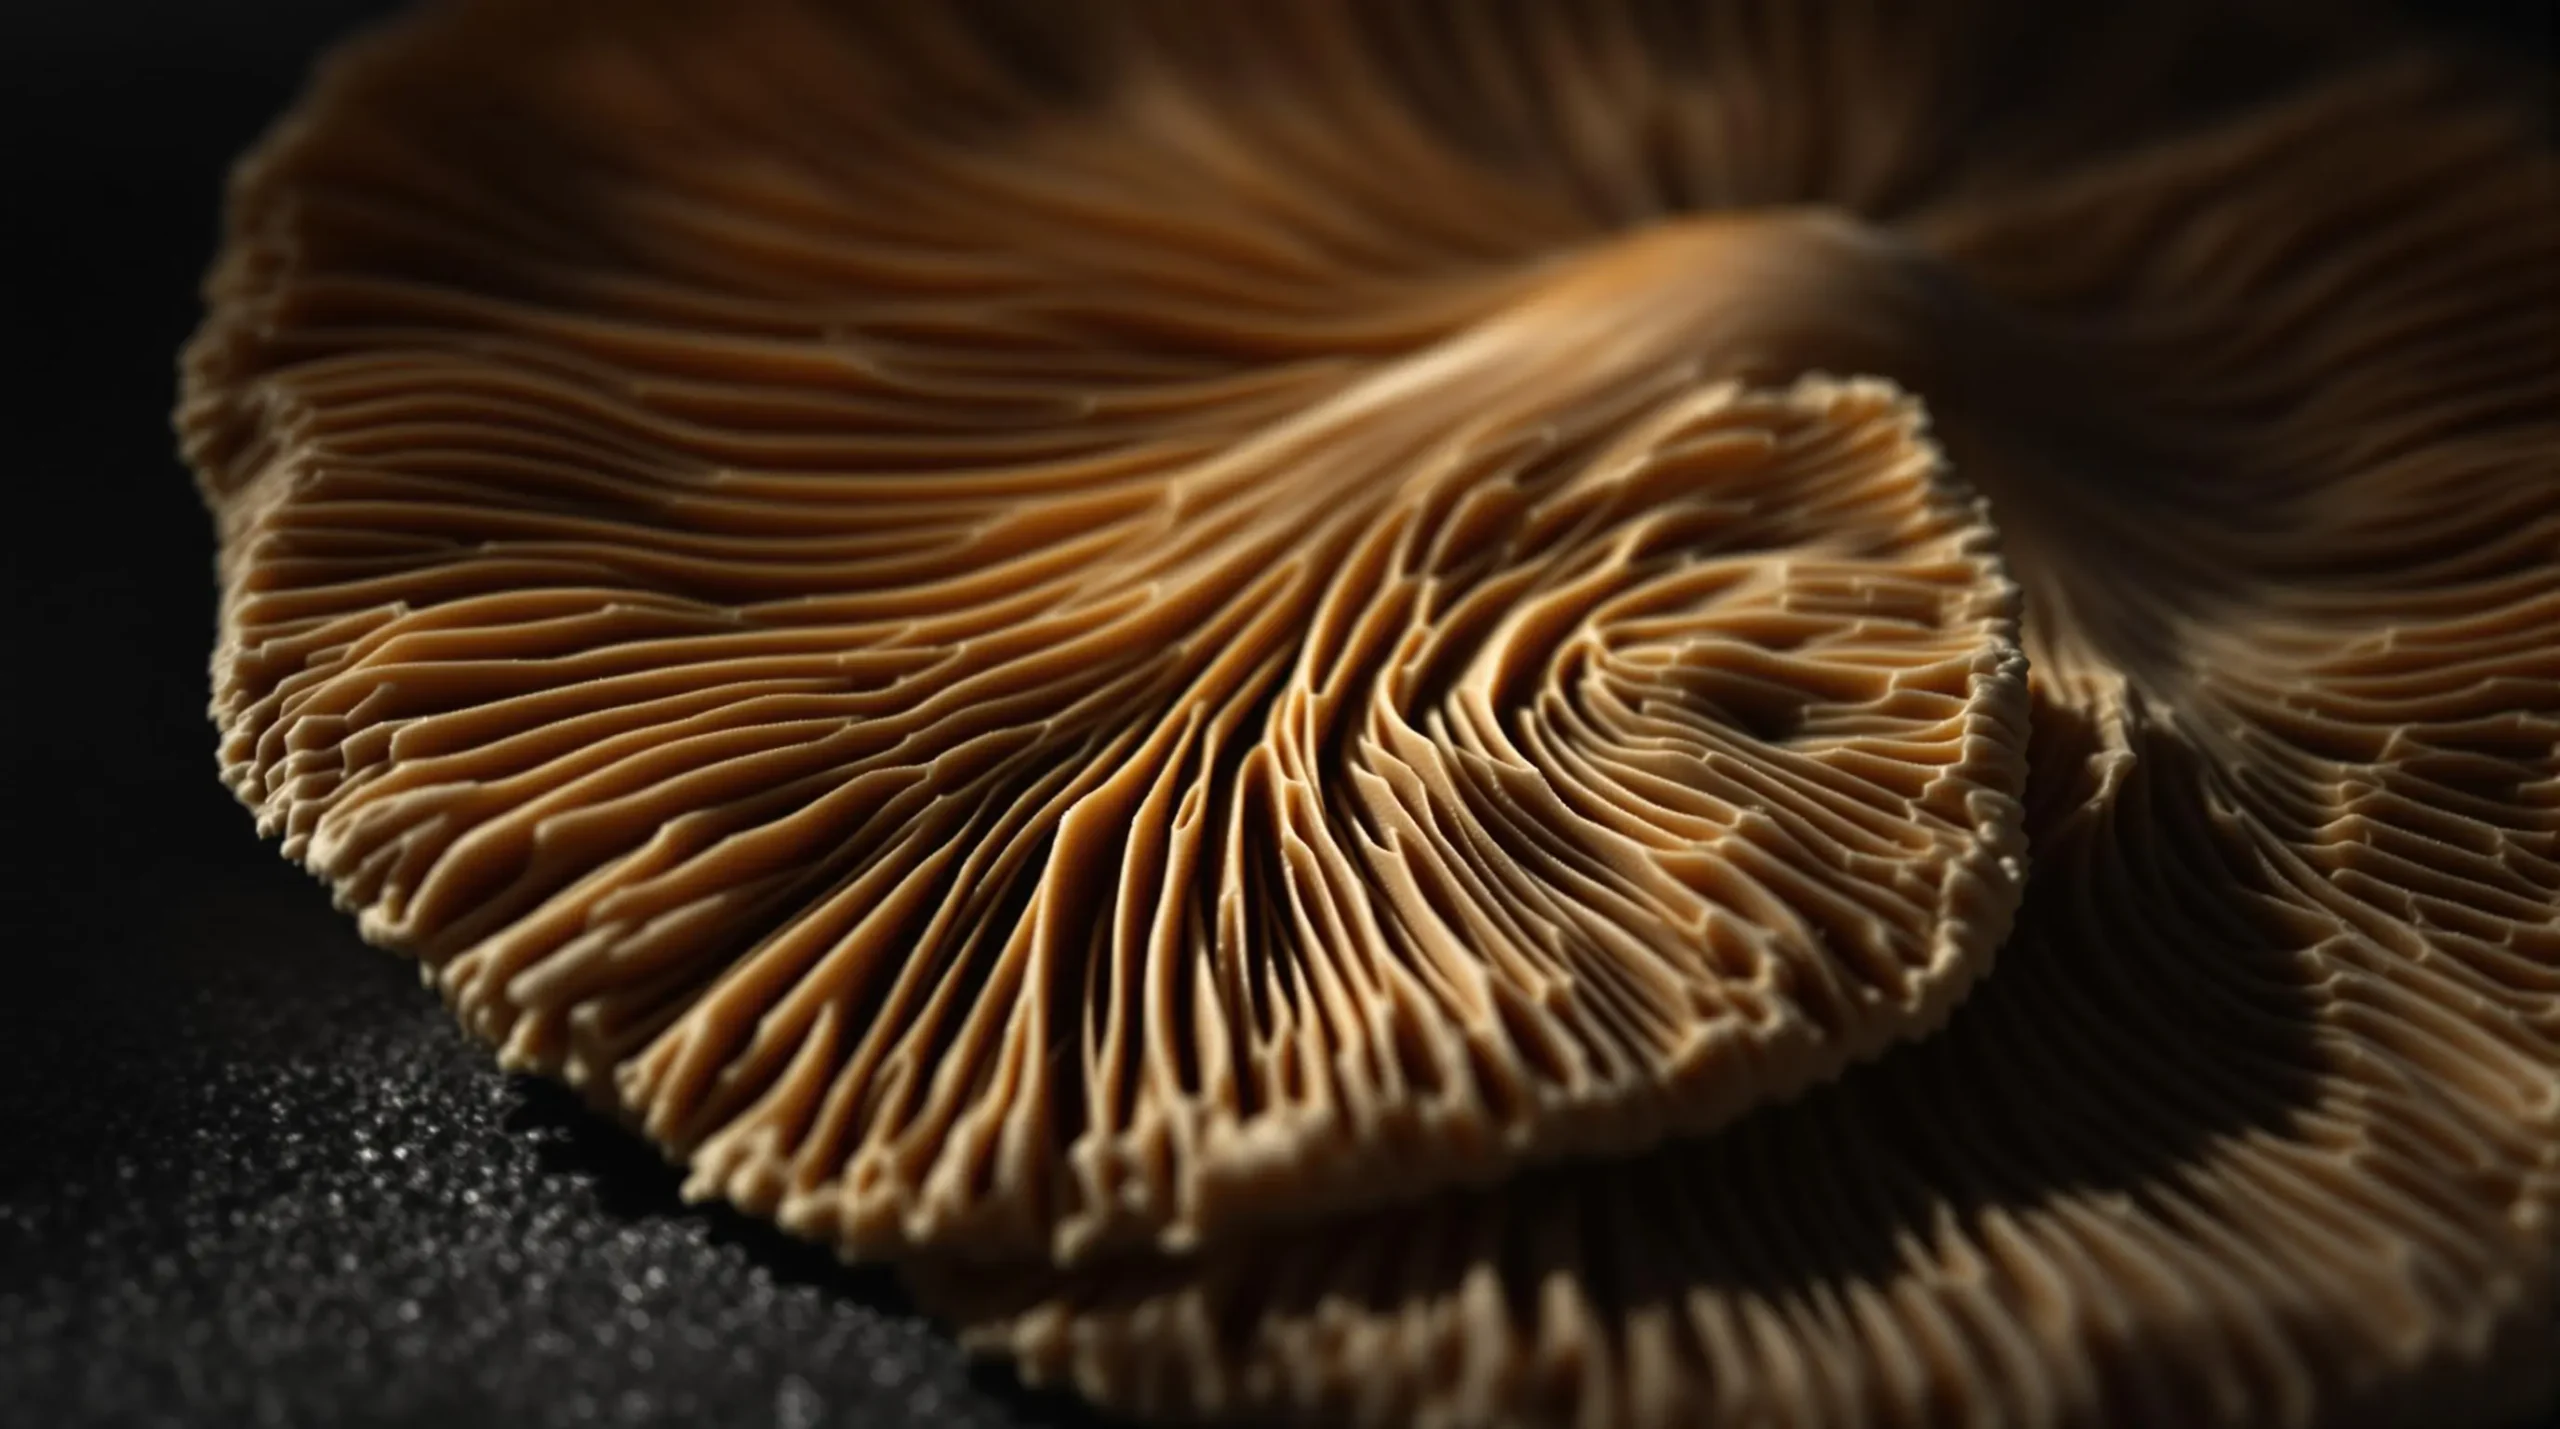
left=183, top=0, right=2037, bottom=1267
left=179, top=1, right=2557, bottom=1426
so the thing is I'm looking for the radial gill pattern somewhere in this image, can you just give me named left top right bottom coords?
left=181, top=1, right=2556, bottom=1426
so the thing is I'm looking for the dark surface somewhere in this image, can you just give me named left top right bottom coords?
left=0, top=875, right=1099, bottom=1429
left=0, top=3, right=2551, bottom=1428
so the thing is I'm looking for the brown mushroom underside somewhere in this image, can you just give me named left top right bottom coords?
left=181, top=1, right=2558, bottom=1426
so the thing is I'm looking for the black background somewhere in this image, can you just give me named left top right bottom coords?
left=0, top=3, right=2550, bottom=1427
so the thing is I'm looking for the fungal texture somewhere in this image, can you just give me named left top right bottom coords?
left=180, top=2, right=2559, bottom=1426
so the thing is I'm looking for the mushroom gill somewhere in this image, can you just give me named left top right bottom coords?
left=183, top=0, right=2037, bottom=1266
left=178, top=1, right=2558, bottom=1426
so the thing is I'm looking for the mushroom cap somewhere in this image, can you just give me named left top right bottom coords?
left=181, top=0, right=2036, bottom=1265
left=178, top=0, right=2560, bottom=1425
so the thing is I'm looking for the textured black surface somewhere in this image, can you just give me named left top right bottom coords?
left=1, top=3, right=2551, bottom=1428
left=0, top=857, right=1102, bottom=1429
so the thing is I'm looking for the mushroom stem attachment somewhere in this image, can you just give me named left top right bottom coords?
left=1490, top=207, right=1967, bottom=393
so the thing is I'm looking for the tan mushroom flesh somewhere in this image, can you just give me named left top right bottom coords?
left=180, top=1, right=2558, bottom=1426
